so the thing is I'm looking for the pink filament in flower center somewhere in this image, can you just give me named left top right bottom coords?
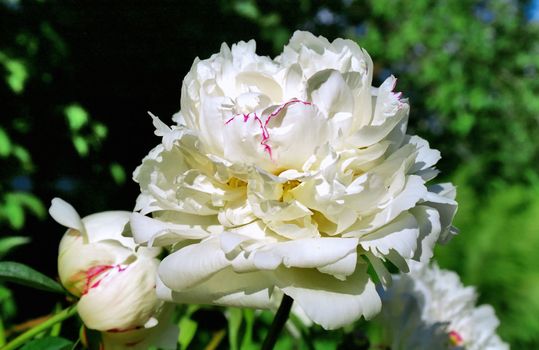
left=225, top=98, right=312, bottom=159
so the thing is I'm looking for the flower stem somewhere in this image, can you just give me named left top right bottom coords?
left=261, top=294, right=293, bottom=350
left=0, top=317, right=6, bottom=347
left=1, top=304, right=78, bottom=350
left=204, top=329, right=226, bottom=350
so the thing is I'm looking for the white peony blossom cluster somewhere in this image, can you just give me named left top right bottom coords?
left=50, top=198, right=178, bottom=350
left=131, top=31, right=458, bottom=330
left=378, top=261, right=509, bottom=349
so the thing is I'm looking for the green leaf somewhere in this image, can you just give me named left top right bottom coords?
left=92, top=122, right=108, bottom=139
left=258, top=13, right=280, bottom=27
left=240, top=309, right=256, bottom=350
left=12, top=117, right=30, bottom=134
left=0, top=262, right=64, bottom=294
left=40, top=23, right=68, bottom=57
left=274, top=335, right=294, bottom=350
left=0, top=193, right=45, bottom=230
left=3, top=199, right=25, bottom=229
left=451, top=112, right=475, bottom=136
left=178, top=317, right=198, bottom=350
left=3, top=58, right=28, bottom=94
left=10, top=192, right=46, bottom=219
left=0, top=127, right=11, bottom=157
left=109, top=162, right=126, bottom=185
left=233, top=0, right=260, bottom=20
left=20, top=336, right=73, bottom=350
left=0, top=315, right=5, bottom=347
left=268, top=27, right=290, bottom=53
left=227, top=308, right=242, bottom=350
left=0, top=236, right=30, bottom=260
left=64, top=104, right=88, bottom=131
left=72, top=136, right=89, bottom=156
left=12, top=145, right=33, bottom=169
left=0, top=285, right=16, bottom=319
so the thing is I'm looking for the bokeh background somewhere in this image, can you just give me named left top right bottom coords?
left=1, top=0, right=538, bottom=348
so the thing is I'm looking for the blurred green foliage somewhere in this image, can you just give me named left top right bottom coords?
left=437, top=165, right=539, bottom=348
left=352, top=0, right=539, bottom=187
left=1, top=0, right=538, bottom=348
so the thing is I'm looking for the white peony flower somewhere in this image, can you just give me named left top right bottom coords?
left=131, top=31, right=458, bottom=330
left=50, top=198, right=178, bottom=349
left=378, top=261, right=509, bottom=350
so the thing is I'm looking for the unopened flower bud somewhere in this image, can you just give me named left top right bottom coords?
left=50, top=198, right=177, bottom=349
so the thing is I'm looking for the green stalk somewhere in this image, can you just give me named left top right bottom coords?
left=204, top=329, right=226, bottom=350
left=1, top=305, right=78, bottom=350
left=261, top=295, right=293, bottom=350
left=0, top=317, right=6, bottom=347
left=50, top=303, right=62, bottom=337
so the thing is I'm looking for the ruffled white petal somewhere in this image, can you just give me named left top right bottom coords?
left=156, top=267, right=276, bottom=309
left=159, top=237, right=230, bottom=291
left=250, top=237, right=358, bottom=271
left=277, top=262, right=381, bottom=330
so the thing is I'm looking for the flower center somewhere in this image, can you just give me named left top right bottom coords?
left=282, top=180, right=300, bottom=202
left=227, top=177, right=247, bottom=188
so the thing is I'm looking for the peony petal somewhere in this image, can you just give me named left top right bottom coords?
left=365, top=252, right=392, bottom=287
left=130, top=212, right=216, bottom=247
left=346, top=107, right=407, bottom=148
left=344, top=174, right=427, bottom=235
left=423, top=183, right=458, bottom=244
left=409, top=205, right=441, bottom=263
left=281, top=63, right=306, bottom=101
left=264, top=101, right=330, bottom=171
left=100, top=304, right=178, bottom=350
left=277, top=262, right=381, bottom=330
left=220, top=231, right=253, bottom=255
left=58, top=236, right=133, bottom=297
left=150, top=112, right=182, bottom=151
left=227, top=220, right=269, bottom=240
left=405, top=135, right=441, bottom=173
left=265, top=216, right=319, bottom=240
left=159, top=237, right=230, bottom=291
left=307, top=69, right=354, bottom=118
left=82, top=211, right=131, bottom=246
left=77, top=258, right=159, bottom=331
left=130, top=212, right=168, bottom=245
left=156, top=267, right=276, bottom=309
left=218, top=199, right=256, bottom=227
left=316, top=252, right=358, bottom=280
left=357, top=212, right=419, bottom=260
left=250, top=237, right=358, bottom=272
left=222, top=109, right=274, bottom=170
left=49, top=198, right=85, bottom=237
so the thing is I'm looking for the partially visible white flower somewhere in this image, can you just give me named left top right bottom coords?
left=378, top=261, right=509, bottom=350
left=131, top=31, right=458, bottom=330
left=50, top=198, right=178, bottom=350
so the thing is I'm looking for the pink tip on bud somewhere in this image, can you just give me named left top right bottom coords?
left=449, top=330, right=464, bottom=346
